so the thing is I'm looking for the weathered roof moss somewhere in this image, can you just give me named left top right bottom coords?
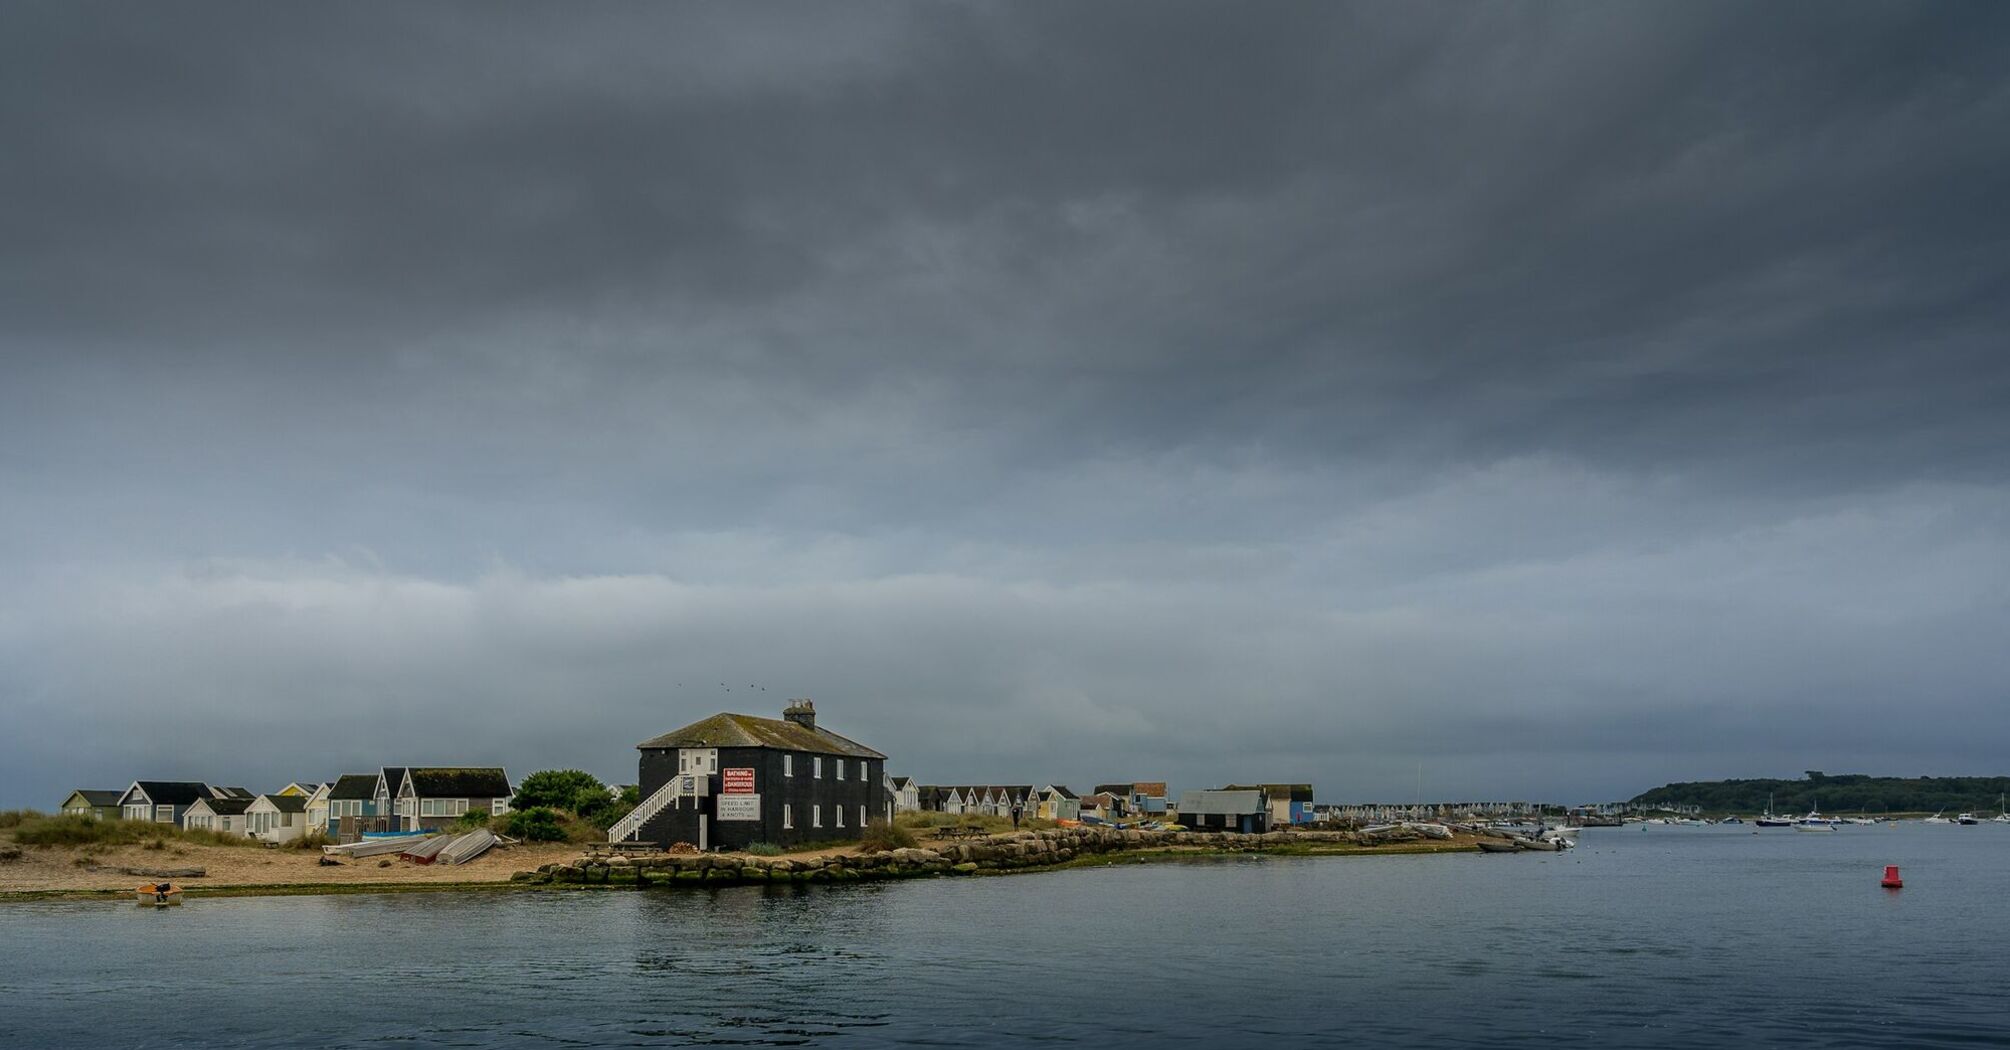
left=328, top=774, right=379, bottom=801
left=637, top=712, right=886, bottom=760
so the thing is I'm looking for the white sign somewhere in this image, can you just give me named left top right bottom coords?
left=716, top=794, right=761, bottom=822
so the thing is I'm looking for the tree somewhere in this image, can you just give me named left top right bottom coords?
left=512, top=769, right=609, bottom=815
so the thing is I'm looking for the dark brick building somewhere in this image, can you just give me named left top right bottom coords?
left=624, top=700, right=887, bottom=851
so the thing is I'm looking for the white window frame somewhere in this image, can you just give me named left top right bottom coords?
left=125, top=803, right=149, bottom=821
left=813, top=804, right=821, bottom=829
left=492, top=797, right=509, bottom=816
left=784, top=754, right=793, bottom=778
left=155, top=805, right=173, bottom=823
left=837, top=760, right=846, bottom=781
left=783, top=804, right=793, bottom=830
left=813, top=756, right=822, bottom=778
left=861, top=805, right=867, bottom=828
left=836, top=806, right=844, bottom=829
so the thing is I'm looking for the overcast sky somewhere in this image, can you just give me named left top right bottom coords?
left=3, top=3, right=2007, bottom=809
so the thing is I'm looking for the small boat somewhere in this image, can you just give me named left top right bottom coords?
left=1719, top=816, right=1745, bottom=825
left=1793, top=821, right=1835, bottom=833
left=1756, top=793, right=1794, bottom=827
left=135, top=883, right=183, bottom=907
left=1994, top=795, right=2010, bottom=824
left=1957, top=813, right=1981, bottom=826
left=1476, top=840, right=1522, bottom=853
left=1923, top=810, right=1953, bottom=825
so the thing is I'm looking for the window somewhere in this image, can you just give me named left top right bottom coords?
left=709, top=754, right=717, bottom=772
left=837, top=760, right=846, bottom=781
left=813, top=757, right=822, bottom=778
left=156, top=805, right=173, bottom=822
left=861, top=805, right=868, bottom=828
left=784, top=754, right=793, bottom=778
left=783, top=804, right=793, bottom=829
left=125, top=803, right=149, bottom=821
left=835, top=806, right=844, bottom=829
left=813, top=805, right=821, bottom=828
left=492, top=797, right=509, bottom=816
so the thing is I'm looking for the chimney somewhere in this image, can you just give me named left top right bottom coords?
left=783, top=698, right=816, bottom=730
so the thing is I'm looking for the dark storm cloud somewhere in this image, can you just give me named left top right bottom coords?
left=2, top=3, right=2008, bottom=807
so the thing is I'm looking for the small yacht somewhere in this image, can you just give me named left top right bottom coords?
left=1957, top=812, right=1981, bottom=826
left=1796, top=801, right=1842, bottom=829
left=1756, top=793, right=1794, bottom=828
left=1994, top=794, right=2010, bottom=824
left=1923, top=809, right=1953, bottom=825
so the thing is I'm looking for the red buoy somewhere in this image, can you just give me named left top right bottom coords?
left=1881, top=865, right=1903, bottom=888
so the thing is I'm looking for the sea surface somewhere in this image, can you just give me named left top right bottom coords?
left=4, top=823, right=2009, bottom=1048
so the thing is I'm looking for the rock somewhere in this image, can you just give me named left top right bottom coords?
left=740, top=866, right=767, bottom=880
left=952, top=862, right=979, bottom=874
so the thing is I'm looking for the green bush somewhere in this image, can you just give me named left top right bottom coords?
left=858, top=819, right=917, bottom=853
left=291, top=829, right=334, bottom=850
left=454, top=811, right=492, bottom=831
left=513, top=770, right=611, bottom=816
left=743, top=842, right=783, bottom=856
left=0, top=809, right=44, bottom=829
left=501, top=807, right=567, bottom=842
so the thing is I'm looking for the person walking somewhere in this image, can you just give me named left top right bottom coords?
left=1010, top=802, right=1023, bottom=829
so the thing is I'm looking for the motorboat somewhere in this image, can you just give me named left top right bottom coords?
left=1793, top=820, right=1836, bottom=833
left=1957, top=813, right=1981, bottom=826
left=1719, top=816, right=1745, bottom=825
left=1476, top=839, right=1522, bottom=853
left=1923, top=810, right=1953, bottom=825
left=1673, top=818, right=1707, bottom=827
left=1756, top=793, right=1794, bottom=827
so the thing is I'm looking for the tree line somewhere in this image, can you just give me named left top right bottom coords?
left=1631, top=772, right=2010, bottom=815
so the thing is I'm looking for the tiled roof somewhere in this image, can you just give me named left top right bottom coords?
left=406, top=768, right=511, bottom=798
left=329, top=774, right=378, bottom=800
left=637, top=712, right=886, bottom=760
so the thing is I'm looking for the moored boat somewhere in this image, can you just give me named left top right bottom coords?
left=1476, top=840, right=1522, bottom=853
left=1956, top=813, right=1980, bottom=826
left=135, top=883, right=183, bottom=907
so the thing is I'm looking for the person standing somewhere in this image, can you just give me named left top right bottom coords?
left=1010, top=801, right=1023, bottom=829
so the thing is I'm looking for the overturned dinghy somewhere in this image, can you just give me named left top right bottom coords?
left=436, top=829, right=498, bottom=865
left=401, top=836, right=454, bottom=864
left=1476, top=840, right=1522, bottom=853
left=322, top=835, right=430, bottom=859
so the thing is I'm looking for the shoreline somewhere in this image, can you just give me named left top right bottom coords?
left=2, top=829, right=1485, bottom=903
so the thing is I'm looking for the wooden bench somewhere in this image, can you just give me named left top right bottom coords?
left=584, top=841, right=664, bottom=857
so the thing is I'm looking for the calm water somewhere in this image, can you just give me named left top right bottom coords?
left=4, top=824, right=2009, bottom=1048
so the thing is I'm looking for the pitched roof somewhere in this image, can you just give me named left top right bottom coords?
left=255, top=794, right=307, bottom=813
left=211, top=786, right=256, bottom=800
left=128, top=781, right=213, bottom=807
left=891, top=777, right=915, bottom=790
left=1226, top=783, right=1314, bottom=801
left=1045, top=785, right=1079, bottom=800
left=636, top=712, right=886, bottom=759
left=380, top=768, right=408, bottom=794
left=328, top=774, right=379, bottom=800
left=1094, top=782, right=1168, bottom=797
left=1093, top=783, right=1134, bottom=796
left=406, top=768, right=511, bottom=798
left=190, top=796, right=253, bottom=816
left=66, top=789, right=124, bottom=807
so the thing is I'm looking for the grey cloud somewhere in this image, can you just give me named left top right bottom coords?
left=3, top=3, right=2008, bottom=806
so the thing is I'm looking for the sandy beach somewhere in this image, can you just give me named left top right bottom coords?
left=0, top=839, right=584, bottom=897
